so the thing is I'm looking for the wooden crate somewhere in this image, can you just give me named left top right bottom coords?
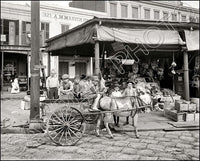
left=175, top=100, right=196, bottom=112
left=164, top=109, right=185, bottom=122
left=185, top=113, right=199, bottom=122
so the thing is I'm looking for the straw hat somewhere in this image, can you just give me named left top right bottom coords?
left=62, top=74, right=69, bottom=80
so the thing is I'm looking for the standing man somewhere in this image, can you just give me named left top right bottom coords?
left=46, top=69, right=59, bottom=99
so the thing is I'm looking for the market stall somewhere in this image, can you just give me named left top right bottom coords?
left=46, top=17, right=199, bottom=121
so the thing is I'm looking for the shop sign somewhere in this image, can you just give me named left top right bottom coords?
left=0, top=34, right=6, bottom=42
left=42, top=12, right=89, bottom=22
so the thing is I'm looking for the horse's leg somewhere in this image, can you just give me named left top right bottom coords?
left=132, top=113, right=139, bottom=138
left=104, top=114, right=113, bottom=138
left=95, top=115, right=101, bottom=137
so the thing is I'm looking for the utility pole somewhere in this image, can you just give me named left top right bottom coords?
left=29, top=1, right=41, bottom=129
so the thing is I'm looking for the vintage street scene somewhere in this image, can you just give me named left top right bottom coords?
left=1, top=0, right=199, bottom=160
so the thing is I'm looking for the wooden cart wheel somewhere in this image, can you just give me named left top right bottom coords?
left=46, top=106, right=86, bottom=146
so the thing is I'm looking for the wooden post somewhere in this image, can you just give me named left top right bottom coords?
left=30, top=1, right=40, bottom=126
left=183, top=49, right=190, bottom=101
left=94, top=41, right=100, bottom=75
left=1, top=52, right=4, bottom=93
left=1, top=19, right=4, bottom=93
left=48, top=52, right=51, bottom=76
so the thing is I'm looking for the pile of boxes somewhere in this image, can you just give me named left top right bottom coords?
left=164, top=98, right=199, bottom=122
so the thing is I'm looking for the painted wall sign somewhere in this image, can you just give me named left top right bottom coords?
left=42, top=12, right=89, bottom=22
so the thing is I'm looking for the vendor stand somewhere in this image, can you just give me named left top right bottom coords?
left=45, top=17, right=199, bottom=122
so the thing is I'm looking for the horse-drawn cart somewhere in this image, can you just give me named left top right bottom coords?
left=40, top=95, right=144, bottom=146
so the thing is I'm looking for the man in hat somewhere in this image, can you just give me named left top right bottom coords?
left=59, top=74, right=73, bottom=96
left=46, top=69, right=59, bottom=99
left=89, top=75, right=106, bottom=111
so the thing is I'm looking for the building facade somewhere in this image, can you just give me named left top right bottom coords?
left=1, top=1, right=199, bottom=90
left=1, top=2, right=106, bottom=89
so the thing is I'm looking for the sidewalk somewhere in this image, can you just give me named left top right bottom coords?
left=1, top=91, right=27, bottom=100
left=1, top=93, right=199, bottom=134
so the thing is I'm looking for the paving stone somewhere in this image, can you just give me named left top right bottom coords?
left=113, top=141, right=129, bottom=147
left=100, top=141, right=114, bottom=146
left=192, top=132, right=199, bottom=138
left=158, top=157, right=176, bottom=160
left=165, top=147, right=183, bottom=153
left=76, top=148, right=98, bottom=155
left=174, top=154, right=191, bottom=160
left=155, top=152, right=175, bottom=158
left=114, top=154, right=140, bottom=160
left=155, top=137, right=171, bottom=142
left=175, top=143, right=193, bottom=149
left=126, top=137, right=141, bottom=143
left=136, top=149, right=155, bottom=156
left=147, top=144, right=165, bottom=151
left=139, top=156, right=158, bottom=160
left=128, top=142, right=147, bottom=149
left=138, top=131, right=150, bottom=136
left=159, top=141, right=176, bottom=147
left=140, top=138, right=158, bottom=144
left=92, top=144, right=109, bottom=150
left=184, top=149, right=199, bottom=158
left=104, top=146, right=123, bottom=153
left=88, top=137, right=104, bottom=143
left=121, top=147, right=138, bottom=155
left=52, top=146, right=79, bottom=153
left=149, top=131, right=164, bottom=137
left=164, top=134, right=179, bottom=139
left=179, top=135, right=196, bottom=142
left=78, top=142, right=94, bottom=148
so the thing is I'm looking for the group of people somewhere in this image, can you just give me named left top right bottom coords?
left=46, top=69, right=142, bottom=112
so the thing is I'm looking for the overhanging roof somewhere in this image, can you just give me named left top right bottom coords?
left=46, top=17, right=199, bottom=54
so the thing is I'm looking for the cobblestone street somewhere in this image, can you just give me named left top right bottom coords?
left=1, top=130, right=199, bottom=160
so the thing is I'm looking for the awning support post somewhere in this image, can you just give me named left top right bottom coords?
left=183, top=48, right=190, bottom=101
left=48, top=52, right=51, bottom=76
left=94, top=41, right=100, bottom=75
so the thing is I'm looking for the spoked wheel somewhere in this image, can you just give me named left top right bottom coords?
left=46, top=106, right=86, bottom=146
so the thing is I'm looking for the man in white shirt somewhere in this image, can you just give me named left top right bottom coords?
left=46, top=69, right=59, bottom=99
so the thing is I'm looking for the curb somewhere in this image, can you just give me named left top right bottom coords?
left=1, top=125, right=199, bottom=134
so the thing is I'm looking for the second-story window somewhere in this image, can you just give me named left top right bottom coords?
left=61, top=24, right=69, bottom=33
left=132, top=6, right=138, bottom=18
left=181, top=15, right=187, bottom=22
left=22, top=21, right=31, bottom=45
left=144, top=9, right=150, bottom=19
left=154, top=10, right=160, bottom=20
left=163, top=12, right=169, bottom=21
left=41, top=22, right=49, bottom=40
left=121, top=4, right=128, bottom=18
left=172, top=13, right=177, bottom=21
left=110, top=3, right=117, bottom=17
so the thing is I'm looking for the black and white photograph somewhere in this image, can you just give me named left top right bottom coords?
left=1, top=0, right=199, bottom=160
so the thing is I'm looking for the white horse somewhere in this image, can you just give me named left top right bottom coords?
left=95, top=95, right=139, bottom=138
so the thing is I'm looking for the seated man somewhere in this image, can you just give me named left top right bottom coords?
left=89, top=75, right=106, bottom=112
left=11, top=78, right=20, bottom=94
left=59, top=74, right=74, bottom=99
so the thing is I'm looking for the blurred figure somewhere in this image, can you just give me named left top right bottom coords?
left=11, top=77, right=20, bottom=94
left=73, top=75, right=81, bottom=99
left=46, top=69, right=59, bottom=99
left=59, top=74, right=73, bottom=99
